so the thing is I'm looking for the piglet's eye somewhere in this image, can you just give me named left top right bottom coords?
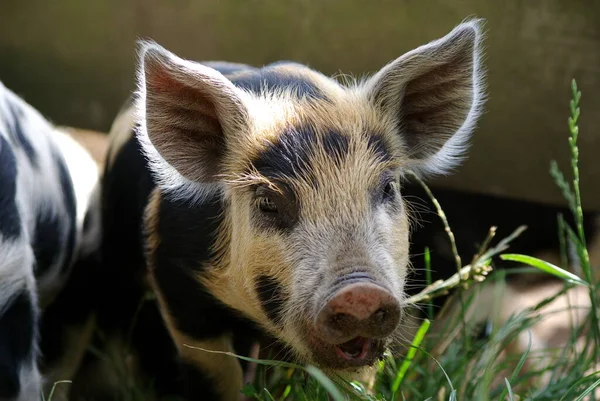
left=382, top=181, right=397, bottom=201
left=258, top=196, right=278, bottom=213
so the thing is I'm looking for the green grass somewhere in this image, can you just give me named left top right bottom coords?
left=46, top=80, right=599, bottom=401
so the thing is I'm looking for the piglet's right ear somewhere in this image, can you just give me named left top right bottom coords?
left=137, top=41, right=249, bottom=183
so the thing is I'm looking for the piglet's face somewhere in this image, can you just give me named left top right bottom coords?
left=136, top=19, right=485, bottom=371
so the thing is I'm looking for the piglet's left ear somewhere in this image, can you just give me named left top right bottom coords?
left=363, top=19, right=486, bottom=176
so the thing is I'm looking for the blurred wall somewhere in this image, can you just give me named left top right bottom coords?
left=1, top=0, right=599, bottom=209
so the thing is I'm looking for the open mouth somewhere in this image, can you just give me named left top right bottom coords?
left=306, top=333, right=384, bottom=369
left=334, top=336, right=374, bottom=361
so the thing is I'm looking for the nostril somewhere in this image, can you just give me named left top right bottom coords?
left=373, top=308, right=386, bottom=323
left=314, top=312, right=359, bottom=344
left=329, top=313, right=355, bottom=330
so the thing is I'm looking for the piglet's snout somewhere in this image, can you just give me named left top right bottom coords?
left=315, top=282, right=401, bottom=344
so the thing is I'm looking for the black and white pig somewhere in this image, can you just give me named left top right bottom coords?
left=0, top=82, right=102, bottom=400
left=93, top=20, right=486, bottom=401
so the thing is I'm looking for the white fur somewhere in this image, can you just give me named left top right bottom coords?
left=15, top=358, right=40, bottom=401
left=0, top=240, right=35, bottom=318
left=52, top=127, right=102, bottom=262
left=52, top=128, right=100, bottom=233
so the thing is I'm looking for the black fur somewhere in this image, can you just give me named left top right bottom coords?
left=252, top=125, right=318, bottom=181
left=91, top=132, right=259, bottom=399
left=85, top=133, right=184, bottom=398
left=179, top=361, right=221, bottom=401
left=0, top=135, right=21, bottom=240
left=253, top=127, right=392, bottom=183
left=153, top=193, right=251, bottom=340
left=367, top=134, right=393, bottom=161
left=255, top=275, right=287, bottom=326
left=322, top=130, right=349, bottom=159
left=0, top=290, right=36, bottom=399
left=81, top=205, right=93, bottom=235
left=230, top=67, right=326, bottom=100
left=98, top=134, right=155, bottom=331
left=252, top=184, right=299, bottom=232
left=32, top=212, right=62, bottom=277
left=6, top=100, right=38, bottom=166
left=38, top=247, right=101, bottom=371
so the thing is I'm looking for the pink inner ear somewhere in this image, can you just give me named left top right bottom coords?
left=145, top=62, right=221, bottom=123
left=142, top=56, right=230, bottom=183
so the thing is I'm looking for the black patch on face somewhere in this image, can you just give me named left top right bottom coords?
left=231, top=66, right=326, bottom=100
left=0, top=135, right=21, bottom=240
left=53, top=150, right=77, bottom=274
left=0, top=290, right=36, bottom=399
left=6, top=100, right=38, bottom=166
left=153, top=193, right=255, bottom=340
left=253, top=125, right=317, bottom=181
left=322, top=130, right=349, bottom=159
left=255, top=275, right=287, bottom=326
left=367, top=134, right=393, bottom=161
left=253, top=127, right=391, bottom=182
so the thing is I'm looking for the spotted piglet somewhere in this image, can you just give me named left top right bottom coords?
left=98, top=20, right=486, bottom=400
left=0, top=82, right=101, bottom=400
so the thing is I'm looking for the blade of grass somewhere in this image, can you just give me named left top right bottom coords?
left=183, top=344, right=303, bottom=369
left=185, top=344, right=348, bottom=401
left=574, top=377, right=600, bottom=401
left=498, top=330, right=531, bottom=401
left=46, top=381, right=72, bottom=401
left=261, top=388, right=276, bottom=401
left=424, top=247, right=434, bottom=320
left=407, top=171, right=469, bottom=348
left=304, top=365, right=345, bottom=401
left=500, top=254, right=588, bottom=286
left=392, top=319, right=431, bottom=394
left=559, top=370, right=600, bottom=401
left=504, top=378, right=514, bottom=401
left=557, top=213, right=569, bottom=270
left=551, top=78, right=600, bottom=353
